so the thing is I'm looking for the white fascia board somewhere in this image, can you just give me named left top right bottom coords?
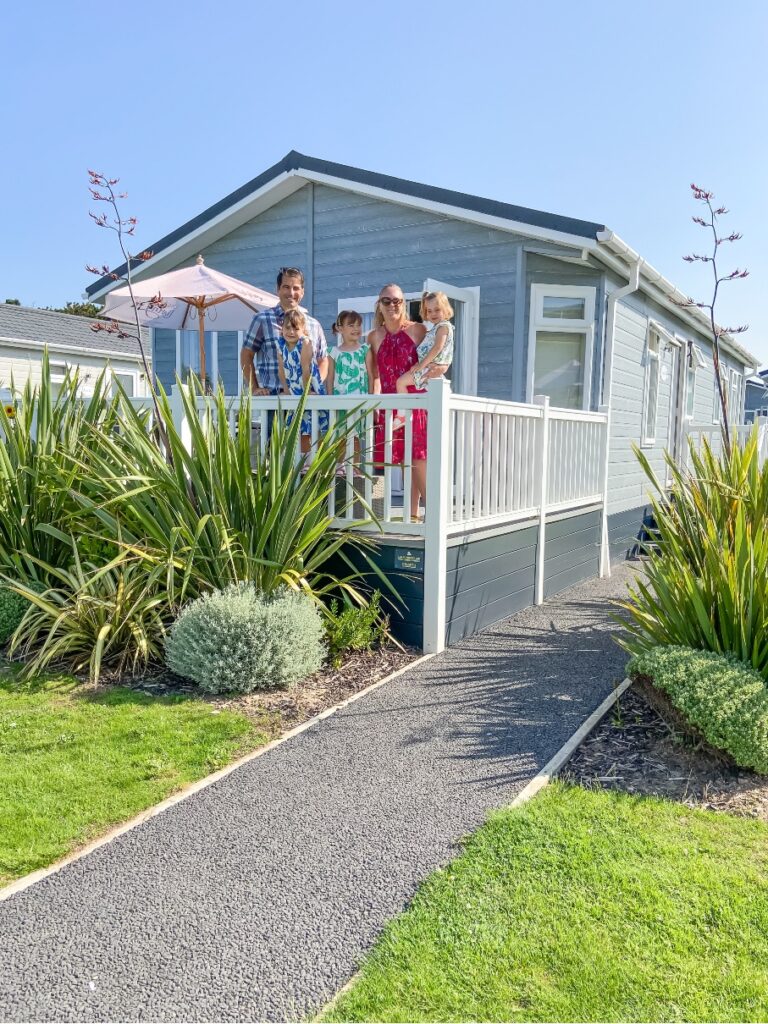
left=300, top=169, right=600, bottom=249
left=596, top=229, right=758, bottom=370
left=88, top=171, right=304, bottom=302
left=0, top=335, right=146, bottom=363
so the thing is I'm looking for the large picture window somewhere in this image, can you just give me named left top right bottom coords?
left=527, top=285, right=595, bottom=410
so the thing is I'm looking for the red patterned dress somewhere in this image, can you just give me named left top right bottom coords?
left=374, top=328, right=428, bottom=464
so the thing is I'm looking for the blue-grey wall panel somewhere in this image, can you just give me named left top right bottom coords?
left=542, top=509, right=600, bottom=597
left=542, top=556, right=600, bottom=599
left=607, top=503, right=651, bottom=562
left=152, top=328, right=176, bottom=390
left=445, top=525, right=538, bottom=642
left=447, top=526, right=538, bottom=570
left=216, top=331, right=240, bottom=394
left=445, top=586, right=536, bottom=645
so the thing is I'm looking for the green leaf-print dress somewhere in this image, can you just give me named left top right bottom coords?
left=331, top=343, right=370, bottom=438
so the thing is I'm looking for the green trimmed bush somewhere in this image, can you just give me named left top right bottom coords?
left=628, top=645, right=768, bottom=774
left=165, top=584, right=325, bottom=694
left=0, top=585, right=27, bottom=646
left=327, top=591, right=388, bottom=666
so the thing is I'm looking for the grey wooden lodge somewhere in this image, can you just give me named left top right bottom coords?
left=87, top=152, right=757, bottom=650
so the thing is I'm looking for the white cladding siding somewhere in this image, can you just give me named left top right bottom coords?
left=0, top=344, right=146, bottom=395
left=607, top=287, right=752, bottom=515
left=608, top=301, right=674, bottom=514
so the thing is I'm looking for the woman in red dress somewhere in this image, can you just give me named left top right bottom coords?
left=368, top=283, right=428, bottom=519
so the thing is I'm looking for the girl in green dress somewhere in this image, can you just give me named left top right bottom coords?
left=327, top=310, right=375, bottom=472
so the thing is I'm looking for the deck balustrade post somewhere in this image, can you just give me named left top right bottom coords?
left=597, top=402, right=611, bottom=578
left=533, top=395, right=550, bottom=605
left=757, top=416, right=768, bottom=467
left=170, top=384, right=192, bottom=454
left=423, top=377, right=451, bottom=654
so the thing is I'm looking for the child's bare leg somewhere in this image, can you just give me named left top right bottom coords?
left=396, top=370, right=416, bottom=395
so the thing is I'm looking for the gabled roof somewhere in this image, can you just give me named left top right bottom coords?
left=84, top=150, right=758, bottom=368
left=0, top=304, right=148, bottom=360
left=86, top=151, right=606, bottom=302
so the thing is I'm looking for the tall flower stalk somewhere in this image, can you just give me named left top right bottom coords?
left=85, top=171, right=172, bottom=456
left=680, top=184, right=749, bottom=456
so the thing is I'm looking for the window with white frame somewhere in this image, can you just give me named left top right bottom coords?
left=685, top=362, right=696, bottom=420
left=112, top=371, right=136, bottom=397
left=713, top=365, right=728, bottom=423
left=527, top=284, right=595, bottom=410
left=641, top=326, right=661, bottom=446
left=730, top=369, right=743, bottom=424
left=684, top=343, right=705, bottom=421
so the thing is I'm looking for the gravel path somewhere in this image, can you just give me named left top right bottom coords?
left=0, top=564, right=634, bottom=1023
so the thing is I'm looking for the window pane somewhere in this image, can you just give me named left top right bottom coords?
left=534, top=331, right=586, bottom=409
left=645, top=356, right=659, bottom=440
left=686, top=368, right=695, bottom=418
left=180, top=330, right=213, bottom=379
left=542, top=295, right=586, bottom=320
left=113, top=372, right=135, bottom=397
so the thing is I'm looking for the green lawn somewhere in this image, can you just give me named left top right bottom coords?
left=323, top=783, right=768, bottom=1023
left=0, top=668, right=268, bottom=883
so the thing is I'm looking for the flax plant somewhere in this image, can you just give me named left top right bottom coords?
left=618, top=429, right=768, bottom=676
left=0, top=353, right=121, bottom=579
left=6, top=544, right=169, bottom=681
left=67, top=378, right=383, bottom=607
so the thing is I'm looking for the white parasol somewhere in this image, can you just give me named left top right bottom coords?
left=100, top=256, right=278, bottom=383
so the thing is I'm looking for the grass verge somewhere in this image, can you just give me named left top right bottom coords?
left=322, top=783, right=768, bottom=1023
left=0, top=668, right=268, bottom=884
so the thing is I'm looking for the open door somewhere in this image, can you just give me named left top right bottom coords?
left=422, top=278, right=480, bottom=396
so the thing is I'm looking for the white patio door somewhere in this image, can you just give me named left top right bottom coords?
left=422, top=278, right=480, bottom=396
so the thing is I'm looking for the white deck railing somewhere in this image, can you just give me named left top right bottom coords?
left=683, top=417, right=768, bottom=467
left=127, top=382, right=609, bottom=654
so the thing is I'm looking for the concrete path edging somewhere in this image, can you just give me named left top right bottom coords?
left=316, top=675, right=633, bottom=1021
left=0, top=565, right=636, bottom=1023
left=0, top=652, right=435, bottom=904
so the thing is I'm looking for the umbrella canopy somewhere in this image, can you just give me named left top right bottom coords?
left=100, top=256, right=278, bottom=381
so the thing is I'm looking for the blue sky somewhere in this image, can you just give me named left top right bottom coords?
left=2, top=0, right=766, bottom=363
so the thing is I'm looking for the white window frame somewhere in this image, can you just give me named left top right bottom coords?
left=713, top=364, right=728, bottom=424
left=730, top=368, right=744, bottom=424
left=683, top=341, right=704, bottom=422
left=712, top=379, right=720, bottom=424
left=337, top=280, right=481, bottom=396
left=527, top=284, right=596, bottom=410
left=641, top=325, right=661, bottom=447
left=111, top=368, right=140, bottom=398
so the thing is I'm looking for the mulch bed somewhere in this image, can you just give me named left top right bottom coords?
left=128, top=644, right=419, bottom=738
left=560, top=681, right=768, bottom=822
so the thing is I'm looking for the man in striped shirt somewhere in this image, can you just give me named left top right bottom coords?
left=240, top=267, right=328, bottom=394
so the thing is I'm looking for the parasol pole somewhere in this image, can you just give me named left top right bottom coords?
left=197, top=298, right=207, bottom=385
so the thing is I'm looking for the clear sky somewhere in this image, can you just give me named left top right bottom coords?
left=2, top=0, right=766, bottom=364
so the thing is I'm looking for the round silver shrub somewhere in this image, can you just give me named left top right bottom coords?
left=165, top=584, right=325, bottom=694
